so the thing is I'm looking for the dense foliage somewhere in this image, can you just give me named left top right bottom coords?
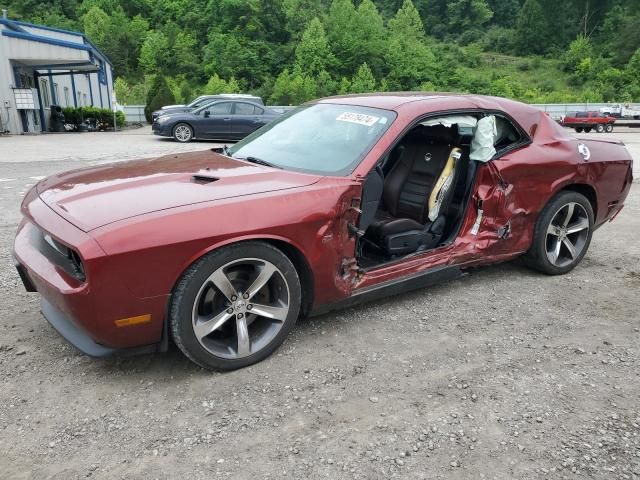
left=9, top=0, right=640, bottom=106
left=62, top=106, right=126, bottom=128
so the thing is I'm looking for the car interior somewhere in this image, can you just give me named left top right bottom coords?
left=355, top=113, right=523, bottom=269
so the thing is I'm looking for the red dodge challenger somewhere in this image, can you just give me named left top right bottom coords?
left=13, top=94, right=633, bottom=370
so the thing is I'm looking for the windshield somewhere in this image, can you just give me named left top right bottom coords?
left=187, top=96, right=210, bottom=108
left=228, top=104, right=396, bottom=175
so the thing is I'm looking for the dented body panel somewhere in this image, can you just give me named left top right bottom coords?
left=13, top=93, right=634, bottom=353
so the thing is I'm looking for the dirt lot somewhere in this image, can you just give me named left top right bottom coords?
left=0, top=128, right=639, bottom=479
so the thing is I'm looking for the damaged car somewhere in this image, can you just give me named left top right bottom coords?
left=13, top=94, right=633, bottom=370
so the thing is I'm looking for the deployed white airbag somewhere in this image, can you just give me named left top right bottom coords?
left=470, top=116, right=497, bottom=163
left=421, top=115, right=478, bottom=129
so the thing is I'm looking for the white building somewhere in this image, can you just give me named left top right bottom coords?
left=0, top=15, right=114, bottom=134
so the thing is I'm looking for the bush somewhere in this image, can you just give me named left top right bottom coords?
left=62, top=107, right=125, bottom=130
left=144, top=75, right=176, bottom=122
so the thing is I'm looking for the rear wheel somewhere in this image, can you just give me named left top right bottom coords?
left=170, top=242, right=301, bottom=370
left=575, top=127, right=583, bottom=133
left=523, top=191, right=594, bottom=275
left=605, top=124, right=614, bottom=133
left=173, top=123, right=193, bottom=143
left=595, top=124, right=605, bottom=133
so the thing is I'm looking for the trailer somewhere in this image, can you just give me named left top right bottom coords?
left=599, top=104, right=640, bottom=119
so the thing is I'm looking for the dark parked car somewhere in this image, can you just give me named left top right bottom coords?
left=152, top=99, right=280, bottom=142
left=151, top=94, right=263, bottom=123
left=14, top=94, right=633, bottom=370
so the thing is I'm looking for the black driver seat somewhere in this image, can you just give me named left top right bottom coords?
left=366, top=124, right=461, bottom=255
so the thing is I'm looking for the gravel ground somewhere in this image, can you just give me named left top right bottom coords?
left=0, top=128, right=639, bottom=480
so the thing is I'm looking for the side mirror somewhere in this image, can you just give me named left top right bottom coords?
left=204, top=111, right=210, bottom=118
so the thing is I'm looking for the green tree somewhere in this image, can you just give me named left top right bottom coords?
left=349, top=63, right=376, bottom=93
left=352, top=0, right=387, bottom=78
left=82, top=6, right=148, bottom=78
left=487, top=0, right=520, bottom=27
left=514, top=0, right=548, bottom=55
left=324, top=0, right=387, bottom=77
left=294, top=18, right=335, bottom=76
left=385, top=0, right=436, bottom=89
left=139, top=31, right=169, bottom=74
left=282, top=0, right=326, bottom=39
left=205, top=74, right=241, bottom=94
left=563, top=35, right=592, bottom=70
left=269, top=69, right=317, bottom=105
left=447, top=0, right=493, bottom=30
left=325, top=0, right=359, bottom=75
left=144, top=76, right=175, bottom=122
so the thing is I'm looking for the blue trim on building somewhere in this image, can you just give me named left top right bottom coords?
left=2, top=29, right=92, bottom=51
left=1, top=17, right=113, bottom=66
left=26, top=62, right=99, bottom=71
left=34, top=73, right=46, bottom=131
left=0, top=18, right=29, bottom=33
left=5, top=18, right=84, bottom=37
left=70, top=73, right=78, bottom=107
left=88, top=74, right=95, bottom=106
left=47, top=70, right=57, bottom=104
left=82, top=37, right=112, bottom=67
left=105, top=71, right=112, bottom=109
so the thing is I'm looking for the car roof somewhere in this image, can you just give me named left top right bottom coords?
left=315, top=92, right=544, bottom=138
left=202, top=94, right=260, bottom=99
left=193, top=98, right=265, bottom=113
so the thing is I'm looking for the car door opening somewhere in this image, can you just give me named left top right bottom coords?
left=355, top=113, right=521, bottom=269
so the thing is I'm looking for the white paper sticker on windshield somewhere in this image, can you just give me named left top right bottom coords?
left=336, top=112, right=379, bottom=126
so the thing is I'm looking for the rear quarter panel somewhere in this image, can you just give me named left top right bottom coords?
left=493, top=134, right=632, bottom=256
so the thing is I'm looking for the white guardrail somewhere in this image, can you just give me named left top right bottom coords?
left=119, top=102, right=637, bottom=124
left=532, top=103, right=640, bottom=120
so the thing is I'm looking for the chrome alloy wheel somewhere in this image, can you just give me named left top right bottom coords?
left=545, top=202, right=590, bottom=268
left=191, top=258, right=290, bottom=359
left=174, top=124, right=192, bottom=142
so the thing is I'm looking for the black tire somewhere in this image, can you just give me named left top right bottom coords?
left=605, top=124, right=614, bottom=133
left=170, top=241, right=301, bottom=370
left=173, top=123, right=193, bottom=143
left=584, top=127, right=592, bottom=133
left=595, top=124, right=605, bottom=133
left=523, top=191, right=594, bottom=275
left=575, top=127, right=583, bottom=133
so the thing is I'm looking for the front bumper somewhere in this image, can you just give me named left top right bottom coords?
left=40, top=298, right=117, bottom=357
left=13, top=194, right=168, bottom=356
left=152, top=122, right=172, bottom=137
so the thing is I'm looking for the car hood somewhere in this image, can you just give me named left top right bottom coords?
left=36, top=150, right=322, bottom=232
left=161, top=104, right=186, bottom=109
left=156, top=107, right=193, bottom=117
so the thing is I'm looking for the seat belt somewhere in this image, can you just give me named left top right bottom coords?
left=427, top=147, right=462, bottom=222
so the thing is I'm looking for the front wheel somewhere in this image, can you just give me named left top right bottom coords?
left=595, top=124, right=605, bottom=133
left=523, top=191, right=594, bottom=275
left=575, top=127, right=583, bottom=133
left=170, top=242, right=301, bottom=370
left=605, top=124, right=614, bottom=133
left=173, top=123, right=193, bottom=143
left=584, top=127, right=592, bottom=133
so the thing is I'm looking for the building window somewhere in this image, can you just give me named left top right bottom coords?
left=19, top=73, right=34, bottom=88
left=77, top=91, right=82, bottom=106
left=83, top=93, right=88, bottom=106
left=40, top=79, right=51, bottom=108
left=64, top=87, right=70, bottom=106
left=53, top=83, right=60, bottom=105
left=98, top=60, right=107, bottom=85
